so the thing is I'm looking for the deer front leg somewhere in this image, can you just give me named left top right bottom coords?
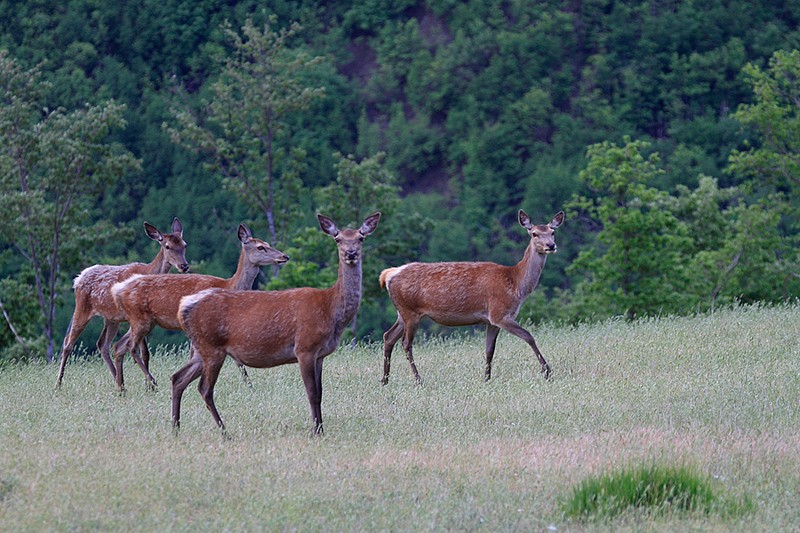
left=131, top=340, right=158, bottom=391
left=498, top=317, right=552, bottom=380
left=299, top=355, right=324, bottom=435
left=484, top=324, right=500, bottom=381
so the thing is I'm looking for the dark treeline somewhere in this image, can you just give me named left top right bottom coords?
left=1, top=1, right=799, bottom=360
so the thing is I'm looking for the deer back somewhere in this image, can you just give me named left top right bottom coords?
left=113, top=273, right=231, bottom=330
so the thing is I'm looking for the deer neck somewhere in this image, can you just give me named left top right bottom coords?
left=331, top=260, right=363, bottom=330
left=228, top=249, right=260, bottom=291
left=146, top=248, right=173, bottom=275
left=514, top=240, right=547, bottom=298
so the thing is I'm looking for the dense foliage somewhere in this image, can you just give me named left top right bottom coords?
left=1, top=1, right=799, bottom=359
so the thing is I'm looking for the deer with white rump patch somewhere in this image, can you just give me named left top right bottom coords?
left=380, top=210, right=564, bottom=384
left=172, top=212, right=380, bottom=435
left=56, top=218, right=189, bottom=389
left=110, top=224, right=289, bottom=392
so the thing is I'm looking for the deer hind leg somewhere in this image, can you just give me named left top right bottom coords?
left=198, top=355, right=226, bottom=431
left=497, top=317, right=551, bottom=380
left=401, top=316, right=422, bottom=384
left=170, top=354, right=203, bottom=429
left=484, top=324, right=501, bottom=381
left=56, top=310, right=92, bottom=388
left=117, top=327, right=158, bottom=391
left=96, top=320, right=120, bottom=379
left=381, top=317, right=405, bottom=385
left=299, top=354, right=324, bottom=435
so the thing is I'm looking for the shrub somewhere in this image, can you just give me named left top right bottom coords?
left=561, top=464, right=752, bottom=521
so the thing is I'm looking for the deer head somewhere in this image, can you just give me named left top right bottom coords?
left=144, top=217, right=190, bottom=272
left=519, top=210, right=564, bottom=255
left=317, top=212, right=381, bottom=265
left=238, top=224, right=289, bottom=266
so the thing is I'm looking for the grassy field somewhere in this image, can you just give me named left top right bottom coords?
left=1, top=303, right=798, bottom=531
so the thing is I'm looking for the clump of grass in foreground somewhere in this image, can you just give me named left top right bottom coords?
left=561, top=464, right=754, bottom=521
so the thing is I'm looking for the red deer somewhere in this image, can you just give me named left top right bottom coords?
left=171, top=212, right=380, bottom=435
left=110, top=224, right=289, bottom=392
left=380, top=210, right=564, bottom=384
left=56, top=218, right=189, bottom=388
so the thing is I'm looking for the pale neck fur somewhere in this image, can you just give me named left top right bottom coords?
left=229, top=248, right=260, bottom=290
left=513, top=240, right=548, bottom=298
left=146, top=248, right=172, bottom=275
left=331, top=260, right=363, bottom=330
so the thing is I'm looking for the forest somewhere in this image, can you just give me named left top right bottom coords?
left=1, top=0, right=800, bottom=362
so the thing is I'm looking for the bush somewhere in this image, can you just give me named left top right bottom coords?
left=561, top=464, right=753, bottom=521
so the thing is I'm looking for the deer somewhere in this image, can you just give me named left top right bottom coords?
left=110, top=224, right=289, bottom=392
left=380, top=210, right=564, bottom=385
left=171, top=212, right=381, bottom=435
left=56, top=218, right=189, bottom=389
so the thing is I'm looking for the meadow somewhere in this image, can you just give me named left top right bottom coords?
left=0, top=303, right=798, bottom=531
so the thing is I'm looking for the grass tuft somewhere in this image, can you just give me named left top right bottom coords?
left=561, top=464, right=753, bottom=521
left=0, top=478, right=17, bottom=502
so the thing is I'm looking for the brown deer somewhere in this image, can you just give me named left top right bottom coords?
left=56, top=218, right=189, bottom=388
left=171, top=212, right=380, bottom=435
left=110, top=224, right=289, bottom=392
left=380, top=210, right=564, bottom=384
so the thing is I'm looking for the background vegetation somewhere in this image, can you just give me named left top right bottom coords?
left=0, top=303, right=797, bottom=529
left=1, top=1, right=800, bottom=360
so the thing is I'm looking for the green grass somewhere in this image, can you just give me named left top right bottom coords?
left=561, top=464, right=753, bottom=521
left=1, top=302, right=799, bottom=531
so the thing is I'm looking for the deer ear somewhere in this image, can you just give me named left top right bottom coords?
left=171, top=217, right=184, bottom=237
left=549, top=211, right=565, bottom=229
left=359, top=212, right=381, bottom=236
left=144, top=222, right=164, bottom=242
left=317, top=214, right=339, bottom=237
left=518, top=210, right=533, bottom=230
left=238, top=224, right=252, bottom=243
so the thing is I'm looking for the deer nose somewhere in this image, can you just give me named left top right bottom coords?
left=179, top=263, right=190, bottom=272
left=548, top=244, right=557, bottom=252
left=345, top=250, right=359, bottom=261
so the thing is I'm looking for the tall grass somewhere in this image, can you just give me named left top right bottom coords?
left=561, top=463, right=752, bottom=520
left=1, top=303, right=798, bottom=531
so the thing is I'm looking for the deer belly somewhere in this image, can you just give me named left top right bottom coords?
left=232, top=342, right=297, bottom=368
left=426, top=310, right=485, bottom=327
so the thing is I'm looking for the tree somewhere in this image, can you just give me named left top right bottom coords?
left=279, top=152, right=431, bottom=338
left=166, top=16, right=327, bottom=263
left=729, top=49, right=800, bottom=197
left=567, top=138, right=693, bottom=320
left=0, top=51, right=139, bottom=360
left=726, top=48, right=800, bottom=297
